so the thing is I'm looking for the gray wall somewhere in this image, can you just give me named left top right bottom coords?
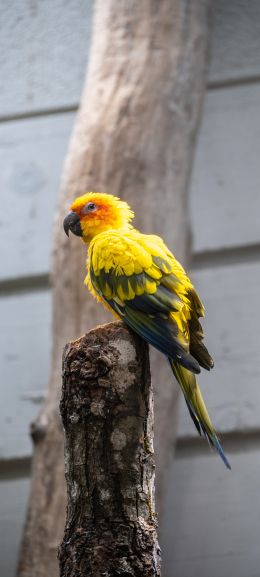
left=1, top=2, right=260, bottom=576
left=162, top=3, right=260, bottom=576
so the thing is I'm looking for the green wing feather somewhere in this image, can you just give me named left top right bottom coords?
left=88, top=230, right=230, bottom=468
left=89, top=231, right=212, bottom=372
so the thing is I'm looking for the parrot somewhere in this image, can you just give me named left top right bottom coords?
left=63, top=192, right=231, bottom=469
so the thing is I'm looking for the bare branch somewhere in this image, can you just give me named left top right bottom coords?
left=59, top=321, right=161, bottom=577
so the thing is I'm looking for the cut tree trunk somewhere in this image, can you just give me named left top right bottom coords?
left=18, top=1, right=210, bottom=576
left=59, top=321, right=161, bottom=577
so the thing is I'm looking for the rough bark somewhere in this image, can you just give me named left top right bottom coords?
left=18, top=1, right=210, bottom=576
left=59, top=321, right=161, bottom=577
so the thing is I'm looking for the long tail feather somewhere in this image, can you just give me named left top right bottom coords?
left=169, top=358, right=231, bottom=469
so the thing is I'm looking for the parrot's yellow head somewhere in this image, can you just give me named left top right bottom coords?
left=63, top=192, right=134, bottom=242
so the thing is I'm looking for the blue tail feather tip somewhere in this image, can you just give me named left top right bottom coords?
left=214, top=437, right=231, bottom=470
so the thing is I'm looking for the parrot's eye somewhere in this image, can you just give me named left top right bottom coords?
left=83, top=202, right=97, bottom=214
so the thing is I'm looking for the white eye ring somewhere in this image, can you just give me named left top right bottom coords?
left=83, top=202, right=97, bottom=214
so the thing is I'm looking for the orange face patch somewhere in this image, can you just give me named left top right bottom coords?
left=70, top=192, right=134, bottom=241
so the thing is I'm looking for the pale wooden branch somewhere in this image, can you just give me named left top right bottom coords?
left=18, top=2, right=210, bottom=575
left=59, top=321, right=161, bottom=577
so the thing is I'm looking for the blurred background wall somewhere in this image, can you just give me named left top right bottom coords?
left=0, top=1, right=260, bottom=576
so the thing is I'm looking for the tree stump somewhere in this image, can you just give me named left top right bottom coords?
left=59, top=321, right=161, bottom=577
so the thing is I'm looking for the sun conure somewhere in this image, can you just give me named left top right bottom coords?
left=63, top=192, right=230, bottom=469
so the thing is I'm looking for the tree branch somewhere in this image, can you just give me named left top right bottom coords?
left=59, top=321, right=161, bottom=577
left=18, top=2, right=210, bottom=574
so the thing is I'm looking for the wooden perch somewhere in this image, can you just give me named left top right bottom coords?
left=59, top=321, right=161, bottom=577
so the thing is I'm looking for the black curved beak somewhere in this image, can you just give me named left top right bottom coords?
left=63, top=211, right=83, bottom=237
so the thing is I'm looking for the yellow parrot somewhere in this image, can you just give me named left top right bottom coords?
left=64, top=192, right=230, bottom=469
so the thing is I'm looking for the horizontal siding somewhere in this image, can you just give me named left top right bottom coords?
left=178, top=261, right=260, bottom=438
left=3, top=258, right=260, bottom=459
left=0, top=477, right=30, bottom=577
left=209, top=0, right=260, bottom=84
left=191, top=82, right=260, bottom=253
left=0, top=0, right=93, bottom=117
left=161, top=447, right=260, bottom=577
left=1, top=3, right=260, bottom=575
left=1, top=1, right=260, bottom=119
left=1, top=82, right=259, bottom=282
left=0, top=113, right=74, bottom=280
left=0, top=290, right=51, bottom=459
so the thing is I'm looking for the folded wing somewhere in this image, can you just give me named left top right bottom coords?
left=88, top=230, right=213, bottom=373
